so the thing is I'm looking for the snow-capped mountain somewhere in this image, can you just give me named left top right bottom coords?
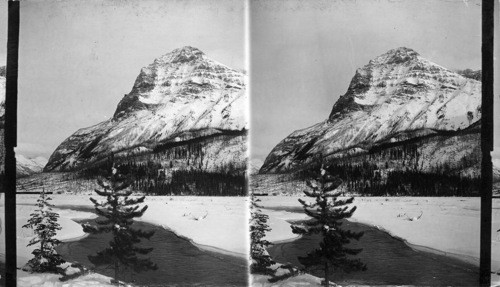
left=249, top=158, right=264, bottom=175
left=260, top=47, right=481, bottom=176
left=16, top=154, right=47, bottom=177
left=45, top=46, right=247, bottom=173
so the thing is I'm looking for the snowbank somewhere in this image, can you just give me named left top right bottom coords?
left=492, top=198, right=500, bottom=286
left=252, top=272, right=323, bottom=287
left=260, top=209, right=308, bottom=243
left=259, top=196, right=496, bottom=271
left=251, top=262, right=325, bottom=287
left=138, top=196, right=248, bottom=256
left=17, top=270, right=120, bottom=287
left=0, top=198, right=106, bottom=286
left=11, top=194, right=248, bottom=285
left=14, top=204, right=97, bottom=267
left=353, top=197, right=481, bottom=265
left=17, top=194, right=248, bottom=256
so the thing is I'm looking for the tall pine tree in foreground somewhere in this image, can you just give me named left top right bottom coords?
left=23, top=188, right=65, bottom=273
left=82, top=167, right=157, bottom=284
left=250, top=192, right=274, bottom=274
left=292, top=165, right=366, bottom=287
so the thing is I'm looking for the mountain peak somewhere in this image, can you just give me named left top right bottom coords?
left=176, top=45, right=204, bottom=54
left=46, top=48, right=247, bottom=172
left=158, top=46, right=205, bottom=64
left=262, top=47, right=481, bottom=174
left=330, top=47, right=463, bottom=119
left=386, top=46, right=418, bottom=55
left=113, top=46, right=245, bottom=117
left=369, top=47, right=420, bottom=66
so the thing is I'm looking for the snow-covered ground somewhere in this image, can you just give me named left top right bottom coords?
left=251, top=272, right=323, bottom=287
left=14, top=205, right=97, bottom=267
left=3, top=195, right=499, bottom=286
left=1, top=195, right=248, bottom=286
left=137, top=196, right=248, bottom=256
left=256, top=196, right=500, bottom=286
left=493, top=197, right=500, bottom=286
left=0, top=202, right=107, bottom=287
left=16, top=194, right=248, bottom=256
left=17, top=270, right=120, bottom=287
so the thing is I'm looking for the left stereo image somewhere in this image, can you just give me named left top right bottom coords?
left=9, top=0, right=249, bottom=286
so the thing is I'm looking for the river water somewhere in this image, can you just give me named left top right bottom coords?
left=267, top=209, right=479, bottom=286
left=56, top=209, right=247, bottom=286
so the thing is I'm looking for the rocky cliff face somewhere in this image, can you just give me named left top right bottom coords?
left=45, top=47, right=247, bottom=174
left=260, top=48, right=480, bottom=179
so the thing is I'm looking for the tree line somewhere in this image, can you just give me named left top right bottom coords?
left=78, top=157, right=246, bottom=196
left=288, top=157, right=479, bottom=196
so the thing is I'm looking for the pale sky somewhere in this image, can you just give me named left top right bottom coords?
left=17, top=0, right=245, bottom=158
left=5, top=0, right=496, bottom=165
left=493, top=0, right=500, bottom=165
left=0, top=1, right=6, bottom=63
left=250, top=0, right=482, bottom=165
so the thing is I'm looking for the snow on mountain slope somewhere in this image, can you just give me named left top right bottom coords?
left=261, top=48, right=480, bottom=174
left=493, top=158, right=500, bottom=183
left=45, top=47, right=247, bottom=172
left=16, top=154, right=48, bottom=177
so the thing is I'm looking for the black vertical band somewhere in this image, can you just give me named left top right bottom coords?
left=5, top=1, right=19, bottom=286
left=480, top=0, right=494, bottom=285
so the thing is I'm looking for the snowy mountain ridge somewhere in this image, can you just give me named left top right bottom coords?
left=45, top=47, right=247, bottom=172
left=261, top=47, right=481, bottom=174
left=16, top=154, right=48, bottom=177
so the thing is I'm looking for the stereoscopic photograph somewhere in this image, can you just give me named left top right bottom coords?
left=0, top=0, right=497, bottom=286
left=250, top=0, right=487, bottom=286
left=13, top=0, right=248, bottom=286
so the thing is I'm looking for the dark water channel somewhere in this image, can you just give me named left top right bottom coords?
left=56, top=206, right=247, bottom=286
left=266, top=207, right=479, bottom=286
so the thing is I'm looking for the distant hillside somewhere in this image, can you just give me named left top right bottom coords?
left=16, top=155, right=47, bottom=178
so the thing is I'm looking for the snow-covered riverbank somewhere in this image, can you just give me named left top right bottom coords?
left=16, top=205, right=97, bottom=267
left=5, top=195, right=499, bottom=286
left=259, top=197, right=483, bottom=263
left=256, top=196, right=500, bottom=286
left=0, top=203, right=116, bottom=287
left=8, top=195, right=248, bottom=286
left=137, top=196, right=248, bottom=257
left=16, top=194, right=248, bottom=256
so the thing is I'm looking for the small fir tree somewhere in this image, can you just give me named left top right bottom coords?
left=82, top=167, right=157, bottom=284
left=292, top=165, right=366, bottom=286
left=250, top=192, right=274, bottom=274
left=23, top=188, right=65, bottom=273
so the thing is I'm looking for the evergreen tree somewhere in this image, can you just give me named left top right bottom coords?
left=23, top=188, right=65, bottom=273
left=292, top=165, right=366, bottom=286
left=249, top=192, right=274, bottom=274
left=82, top=167, right=157, bottom=284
